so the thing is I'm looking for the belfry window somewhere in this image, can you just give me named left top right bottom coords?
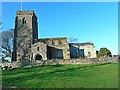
left=22, top=17, right=26, bottom=25
left=24, top=20, right=26, bottom=24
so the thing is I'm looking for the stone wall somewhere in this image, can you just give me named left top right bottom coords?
left=1, top=57, right=118, bottom=70
left=32, top=37, right=70, bottom=60
left=38, top=37, right=67, bottom=45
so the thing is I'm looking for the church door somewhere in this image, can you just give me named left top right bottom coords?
left=35, top=54, right=42, bottom=60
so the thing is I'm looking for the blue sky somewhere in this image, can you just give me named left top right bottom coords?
left=2, top=2, right=118, bottom=55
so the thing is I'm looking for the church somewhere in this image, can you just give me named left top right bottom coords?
left=12, top=10, right=96, bottom=61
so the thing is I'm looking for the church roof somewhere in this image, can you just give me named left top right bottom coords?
left=69, top=42, right=94, bottom=46
left=38, top=37, right=67, bottom=40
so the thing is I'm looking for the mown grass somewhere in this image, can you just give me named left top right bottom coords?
left=2, top=63, right=118, bottom=88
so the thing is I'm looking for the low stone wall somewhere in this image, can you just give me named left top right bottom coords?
left=1, top=57, right=118, bottom=70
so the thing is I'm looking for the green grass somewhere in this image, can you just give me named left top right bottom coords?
left=2, top=63, right=118, bottom=88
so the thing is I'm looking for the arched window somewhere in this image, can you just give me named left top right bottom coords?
left=22, top=17, right=26, bottom=25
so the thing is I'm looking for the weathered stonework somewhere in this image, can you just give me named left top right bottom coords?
left=31, top=37, right=70, bottom=60
left=31, top=42, right=47, bottom=60
left=12, top=10, right=96, bottom=62
left=12, top=10, right=38, bottom=61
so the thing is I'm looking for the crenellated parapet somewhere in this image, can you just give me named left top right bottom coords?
left=12, top=10, right=38, bottom=61
left=16, top=10, right=35, bottom=16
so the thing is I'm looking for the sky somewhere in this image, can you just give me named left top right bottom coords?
left=2, top=2, right=118, bottom=55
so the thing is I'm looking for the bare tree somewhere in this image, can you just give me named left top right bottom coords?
left=68, top=37, right=78, bottom=43
left=2, top=29, right=14, bottom=62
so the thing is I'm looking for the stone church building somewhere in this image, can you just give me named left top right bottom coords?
left=12, top=10, right=96, bottom=61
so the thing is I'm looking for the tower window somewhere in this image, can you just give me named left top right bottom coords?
left=22, top=17, right=26, bottom=25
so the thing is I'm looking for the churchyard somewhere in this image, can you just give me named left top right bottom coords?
left=2, top=62, right=118, bottom=88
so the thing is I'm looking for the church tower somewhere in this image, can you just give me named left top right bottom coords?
left=12, top=10, right=38, bottom=61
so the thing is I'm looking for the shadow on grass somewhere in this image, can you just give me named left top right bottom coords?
left=49, top=64, right=64, bottom=67
left=2, top=62, right=114, bottom=87
left=2, top=65, right=63, bottom=75
left=3, top=62, right=112, bottom=76
left=49, top=62, right=112, bottom=73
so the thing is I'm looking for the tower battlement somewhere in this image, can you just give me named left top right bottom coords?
left=16, top=10, right=35, bottom=15
left=12, top=10, right=38, bottom=61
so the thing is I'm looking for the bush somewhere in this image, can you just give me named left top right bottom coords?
left=97, top=48, right=112, bottom=58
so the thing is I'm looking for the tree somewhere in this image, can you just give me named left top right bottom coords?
left=97, top=47, right=112, bottom=58
left=0, top=17, right=14, bottom=62
left=1, top=20, right=31, bottom=62
left=1, top=29, right=14, bottom=62
left=68, top=37, right=78, bottom=43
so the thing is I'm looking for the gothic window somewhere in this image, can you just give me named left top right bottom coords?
left=22, top=17, right=26, bottom=25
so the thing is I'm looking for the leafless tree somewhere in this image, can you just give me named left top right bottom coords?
left=68, top=37, right=78, bottom=43
left=2, top=29, right=14, bottom=61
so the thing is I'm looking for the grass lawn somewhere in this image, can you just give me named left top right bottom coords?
left=2, top=63, right=118, bottom=88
